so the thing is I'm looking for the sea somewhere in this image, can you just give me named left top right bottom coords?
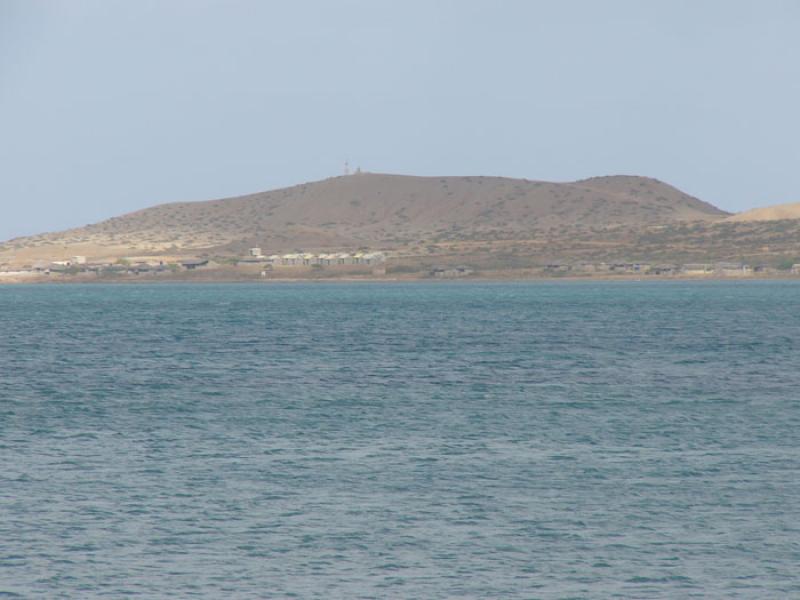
left=1, top=281, right=798, bottom=599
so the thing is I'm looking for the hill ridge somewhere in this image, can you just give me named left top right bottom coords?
left=0, top=172, right=730, bottom=264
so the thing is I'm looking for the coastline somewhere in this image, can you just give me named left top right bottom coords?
left=3, top=272, right=800, bottom=285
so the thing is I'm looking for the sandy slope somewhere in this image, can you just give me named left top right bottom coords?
left=727, top=202, right=800, bottom=222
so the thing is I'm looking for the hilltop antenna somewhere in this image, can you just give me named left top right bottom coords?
left=344, top=160, right=350, bottom=176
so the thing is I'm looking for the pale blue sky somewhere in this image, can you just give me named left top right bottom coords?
left=1, top=0, right=799, bottom=240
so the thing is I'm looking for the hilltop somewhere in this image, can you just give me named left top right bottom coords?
left=0, top=173, right=728, bottom=265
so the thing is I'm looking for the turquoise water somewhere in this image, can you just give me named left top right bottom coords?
left=1, top=281, right=799, bottom=598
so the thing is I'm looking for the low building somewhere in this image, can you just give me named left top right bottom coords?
left=649, top=264, right=679, bottom=275
left=610, top=263, right=650, bottom=273
left=249, top=247, right=262, bottom=257
left=130, top=262, right=165, bottom=274
left=715, top=262, right=752, bottom=276
left=792, top=264, right=800, bottom=275
left=362, top=252, right=386, bottom=265
left=432, top=265, right=474, bottom=278
left=280, top=253, right=302, bottom=266
left=574, top=263, right=597, bottom=273
left=71, top=255, right=87, bottom=265
left=683, top=263, right=713, bottom=275
left=266, top=251, right=384, bottom=268
left=48, top=263, right=70, bottom=273
left=131, top=263, right=152, bottom=273
left=544, top=264, right=571, bottom=273
left=101, top=264, right=128, bottom=274
left=335, top=253, right=353, bottom=265
left=181, top=259, right=209, bottom=270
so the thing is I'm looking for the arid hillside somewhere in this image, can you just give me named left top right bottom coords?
left=727, top=202, right=800, bottom=222
left=0, top=173, right=728, bottom=263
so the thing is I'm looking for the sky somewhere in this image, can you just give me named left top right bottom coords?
left=1, top=0, right=799, bottom=240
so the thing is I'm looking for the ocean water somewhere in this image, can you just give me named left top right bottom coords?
left=1, top=281, right=799, bottom=599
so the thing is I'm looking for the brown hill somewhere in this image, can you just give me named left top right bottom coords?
left=0, top=173, right=728, bottom=263
left=727, top=202, right=800, bottom=223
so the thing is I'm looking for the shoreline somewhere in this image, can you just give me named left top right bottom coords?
left=2, top=272, right=800, bottom=285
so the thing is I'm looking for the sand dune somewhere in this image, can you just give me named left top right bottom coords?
left=727, top=202, right=800, bottom=222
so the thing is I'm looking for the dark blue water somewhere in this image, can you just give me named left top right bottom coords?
left=1, top=282, right=799, bottom=598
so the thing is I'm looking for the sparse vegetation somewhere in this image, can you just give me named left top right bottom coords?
left=6, top=174, right=800, bottom=277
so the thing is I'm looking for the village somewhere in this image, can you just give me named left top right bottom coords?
left=2, top=247, right=800, bottom=282
left=0, top=247, right=800, bottom=281
left=0, top=249, right=388, bottom=280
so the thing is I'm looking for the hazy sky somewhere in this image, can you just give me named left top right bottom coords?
left=1, top=0, right=799, bottom=240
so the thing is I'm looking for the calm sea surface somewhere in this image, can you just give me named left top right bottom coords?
left=1, top=282, right=799, bottom=598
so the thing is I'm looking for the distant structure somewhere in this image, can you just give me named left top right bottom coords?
left=264, top=251, right=386, bottom=267
left=683, top=263, right=713, bottom=275
left=343, top=161, right=363, bottom=176
left=180, top=259, right=209, bottom=270
left=431, top=265, right=474, bottom=278
left=249, top=247, right=262, bottom=257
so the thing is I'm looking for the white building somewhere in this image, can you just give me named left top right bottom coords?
left=715, top=262, right=752, bottom=276
left=281, top=253, right=302, bottom=266
left=683, top=264, right=713, bottom=275
left=362, top=252, right=386, bottom=265
left=267, top=251, right=386, bottom=268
